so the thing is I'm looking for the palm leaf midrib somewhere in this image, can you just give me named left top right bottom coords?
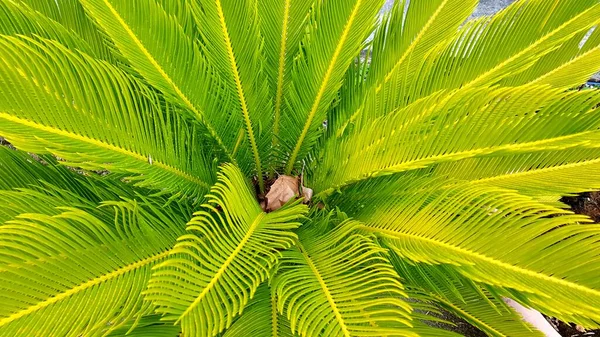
left=362, top=225, right=600, bottom=298
left=213, top=0, right=265, bottom=190
left=177, top=212, right=267, bottom=321
left=0, top=112, right=210, bottom=189
left=94, top=0, right=237, bottom=166
left=294, top=239, right=351, bottom=337
left=284, top=0, right=365, bottom=174
left=271, top=0, right=291, bottom=149
left=317, top=129, right=595, bottom=197
left=0, top=250, right=169, bottom=328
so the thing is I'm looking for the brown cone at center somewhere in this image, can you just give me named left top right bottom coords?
left=263, top=175, right=313, bottom=212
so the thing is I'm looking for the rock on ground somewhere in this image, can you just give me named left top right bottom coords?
left=471, top=0, right=516, bottom=17
left=382, top=0, right=516, bottom=16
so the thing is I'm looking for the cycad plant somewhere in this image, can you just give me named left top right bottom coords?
left=1, top=0, right=600, bottom=336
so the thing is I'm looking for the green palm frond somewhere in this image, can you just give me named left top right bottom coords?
left=188, top=0, right=273, bottom=187
left=0, top=0, right=103, bottom=59
left=258, top=0, right=313, bottom=153
left=392, top=258, right=545, bottom=337
left=273, top=219, right=414, bottom=337
left=145, top=164, right=307, bottom=337
left=0, top=147, right=141, bottom=203
left=334, top=0, right=478, bottom=133
left=222, top=284, right=296, bottom=337
left=432, top=147, right=600, bottom=206
left=370, top=0, right=478, bottom=88
left=413, top=0, right=600, bottom=96
left=313, top=86, right=600, bottom=195
left=281, top=0, right=385, bottom=173
left=0, top=189, right=70, bottom=223
left=0, top=147, right=169, bottom=226
left=0, top=35, right=215, bottom=198
left=502, top=26, right=600, bottom=88
left=0, top=147, right=70, bottom=191
left=0, top=198, right=188, bottom=337
left=359, top=1, right=600, bottom=125
left=16, top=0, right=120, bottom=63
left=2, top=0, right=600, bottom=336
left=79, top=0, right=241, bottom=169
left=0, top=148, right=102, bottom=221
left=338, top=176, right=600, bottom=326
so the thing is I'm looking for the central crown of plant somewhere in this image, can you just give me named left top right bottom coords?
left=0, top=0, right=600, bottom=337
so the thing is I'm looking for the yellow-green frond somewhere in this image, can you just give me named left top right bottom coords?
left=16, top=0, right=120, bottom=63
left=343, top=177, right=600, bottom=327
left=437, top=147, right=600, bottom=205
left=273, top=220, right=415, bottom=337
left=282, top=0, right=386, bottom=174
left=0, top=0, right=105, bottom=60
left=395, top=0, right=600, bottom=107
left=0, top=147, right=142, bottom=205
left=0, top=199, right=187, bottom=337
left=392, top=258, right=545, bottom=337
left=258, top=0, right=314, bottom=152
left=188, top=0, right=273, bottom=186
left=0, top=35, right=215, bottom=198
left=222, top=284, right=296, bottom=337
left=79, top=0, right=241, bottom=167
left=506, top=26, right=600, bottom=88
left=145, top=164, right=307, bottom=337
left=313, top=86, right=600, bottom=196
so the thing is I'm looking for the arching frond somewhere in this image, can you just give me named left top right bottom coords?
left=339, top=177, right=600, bottom=327
left=0, top=189, right=69, bottom=223
left=0, top=147, right=180, bottom=226
left=79, top=0, right=242, bottom=168
left=504, top=26, right=600, bottom=88
left=281, top=0, right=385, bottom=174
left=17, top=0, right=119, bottom=63
left=0, top=147, right=70, bottom=191
left=222, top=284, right=296, bottom=337
left=380, top=0, right=600, bottom=110
left=329, top=144, right=600, bottom=209
left=334, top=0, right=478, bottom=134
left=258, top=0, right=313, bottom=153
left=392, top=257, right=545, bottom=337
left=431, top=147, right=600, bottom=206
left=313, top=86, right=600, bottom=196
left=145, top=164, right=307, bottom=337
left=0, top=199, right=188, bottom=337
left=273, top=220, right=414, bottom=337
left=188, top=0, right=274, bottom=187
left=0, top=147, right=142, bottom=203
left=370, top=0, right=477, bottom=88
left=0, top=35, right=215, bottom=198
left=0, top=0, right=102, bottom=59
left=0, top=148, right=101, bottom=222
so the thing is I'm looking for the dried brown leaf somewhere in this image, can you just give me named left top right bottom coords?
left=264, top=176, right=299, bottom=212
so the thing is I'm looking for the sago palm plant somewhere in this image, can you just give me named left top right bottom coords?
left=1, top=0, right=600, bottom=336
